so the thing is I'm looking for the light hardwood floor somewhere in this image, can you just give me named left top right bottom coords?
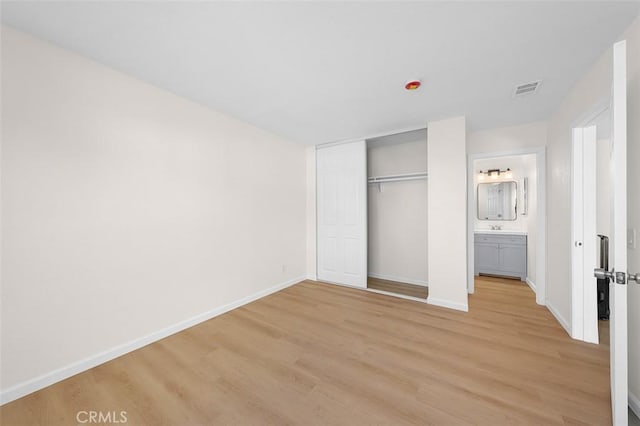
left=0, top=276, right=611, bottom=425
left=368, top=277, right=428, bottom=299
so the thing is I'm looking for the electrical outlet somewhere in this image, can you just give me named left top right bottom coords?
left=628, top=228, right=636, bottom=249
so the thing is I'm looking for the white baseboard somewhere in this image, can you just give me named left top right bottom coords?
left=427, top=296, right=469, bottom=312
left=0, top=275, right=305, bottom=406
left=305, top=273, right=317, bottom=281
left=367, top=272, right=428, bottom=287
left=630, top=391, right=640, bottom=419
left=366, top=288, right=428, bottom=303
left=525, top=277, right=536, bottom=292
left=545, top=299, right=571, bottom=337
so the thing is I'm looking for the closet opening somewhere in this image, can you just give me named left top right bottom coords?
left=366, top=129, right=428, bottom=300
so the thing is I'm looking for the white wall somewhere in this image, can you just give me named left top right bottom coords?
left=427, top=116, right=468, bottom=311
left=473, top=154, right=537, bottom=284
left=546, top=16, right=640, bottom=408
left=546, top=44, right=612, bottom=337
left=367, top=137, right=428, bottom=286
left=467, top=121, right=547, bottom=155
left=0, top=27, right=307, bottom=398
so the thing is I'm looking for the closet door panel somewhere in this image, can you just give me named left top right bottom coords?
left=344, top=237, right=361, bottom=276
left=317, top=141, right=367, bottom=288
left=323, top=237, right=338, bottom=273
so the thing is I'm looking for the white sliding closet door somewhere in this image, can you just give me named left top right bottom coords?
left=317, top=141, right=367, bottom=288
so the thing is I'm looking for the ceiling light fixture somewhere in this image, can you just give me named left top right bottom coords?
left=405, top=80, right=421, bottom=91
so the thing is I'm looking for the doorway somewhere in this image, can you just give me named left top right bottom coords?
left=569, top=39, right=629, bottom=424
left=466, top=148, right=547, bottom=305
left=571, top=103, right=611, bottom=345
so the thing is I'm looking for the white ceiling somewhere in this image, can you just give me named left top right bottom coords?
left=2, top=2, right=638, bottom=145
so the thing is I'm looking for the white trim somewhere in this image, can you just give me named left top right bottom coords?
left=546, top=299, right=571, bottom=337
left=468, top=147, right=546, bottom=160
left=525, top=277, right=536, bottom=292
left=629, top=392, right=640, bottom=419
left=537, top=148, right=547, bottom=306
left=571, top=126, right=599, bottom=344
left=571, top=128, right=585, bottom=341
left=427, top=296, right=469, bottom=312
left=467, top=146, right=547, bottom=306
left=367, top=272, right=428, bottom=287
left=319, top=279, right=426, bottom=303
left=305, top=274, right=317, bottom=281
left=365, top=288, right=428, bottom=303
left=0, top=275, right=305, bottom=406
left=322, top=279, right=467, bottom=312
left=467, top=153, right=476, bottom=294
left=316, top=279, right=364, bottom=291
left=571, top=97, right=610, bottom=129
left=316, top=125, right=427, bottom=149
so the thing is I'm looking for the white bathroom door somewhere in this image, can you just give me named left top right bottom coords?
left=316, top=141, right=367, bottom=288
left=607, top=39, right=628, bottom=426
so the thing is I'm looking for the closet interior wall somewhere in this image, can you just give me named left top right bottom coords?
left=367, top=130, right=428, bottom=287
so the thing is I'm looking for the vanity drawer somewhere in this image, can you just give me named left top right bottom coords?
left=475, top=233, right=526, bottom=245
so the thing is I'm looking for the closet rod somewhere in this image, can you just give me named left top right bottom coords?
left=367, top=172, right=428, bottom=184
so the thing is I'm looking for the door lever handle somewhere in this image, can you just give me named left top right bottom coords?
left=594, top=268, right=615, bottom=280
left=594, top=268, right=640, bottom=284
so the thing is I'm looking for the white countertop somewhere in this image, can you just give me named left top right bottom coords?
left=474, top=230, right=528, bottom=235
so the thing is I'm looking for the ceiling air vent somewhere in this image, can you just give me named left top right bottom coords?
left=513, top=80, right=542, bottom=97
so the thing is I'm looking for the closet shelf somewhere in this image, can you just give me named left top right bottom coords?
left=367, top=172, right=428, bottom=184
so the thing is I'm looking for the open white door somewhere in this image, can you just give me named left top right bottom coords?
left=609, top=40, right=629, bottom=426
left=594, top=40, right=629, bottom=425
left=317, top=141, right=367, bottom=288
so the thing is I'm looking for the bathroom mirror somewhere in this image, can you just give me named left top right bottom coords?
left=477, top=181, right=517, bottom=220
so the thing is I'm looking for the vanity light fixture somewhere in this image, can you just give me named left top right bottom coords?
left=478, top=168, right=512, bottom=180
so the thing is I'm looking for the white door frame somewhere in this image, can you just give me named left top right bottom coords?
left=466, top=147, right=547, bottom=306
left=571, top=125, right=599, bottom=343
left=569, top=99, right=610, bottom=344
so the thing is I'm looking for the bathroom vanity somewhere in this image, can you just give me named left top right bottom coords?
left=474, top=231, right=527, bottom=281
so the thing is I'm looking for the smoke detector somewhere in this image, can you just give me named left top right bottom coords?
left=405, top=80, right=421, bottom=91
left=513, top=80, right=542, bottom=97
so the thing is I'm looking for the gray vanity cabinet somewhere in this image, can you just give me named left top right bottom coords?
left=474, top=233, right=527, bottom=281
